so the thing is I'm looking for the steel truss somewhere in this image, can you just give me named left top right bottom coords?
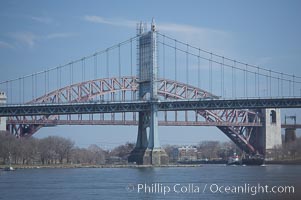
left=4, top=76, right=291, bottom=155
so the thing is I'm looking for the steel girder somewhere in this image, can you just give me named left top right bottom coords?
left=5, top=76, right=263, bottom=155
left=2, top=98, right=301, bottom=116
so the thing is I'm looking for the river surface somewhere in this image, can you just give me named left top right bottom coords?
left=0, top=165, right=300, bottom=200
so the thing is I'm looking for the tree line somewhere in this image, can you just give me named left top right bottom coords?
left=0, top=131, right=134, bottom=165
left=1, top=130, right=300, bottom=165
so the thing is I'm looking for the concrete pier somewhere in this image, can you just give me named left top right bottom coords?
left=285, top=128, right=296, bottom=143
left=0, top=92, right=7, bottom=131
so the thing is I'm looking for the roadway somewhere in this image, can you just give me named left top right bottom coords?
left=1, top=98, right=301, bottom=117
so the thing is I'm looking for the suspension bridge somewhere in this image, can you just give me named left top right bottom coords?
left=1, top=20, right=301, bottom=165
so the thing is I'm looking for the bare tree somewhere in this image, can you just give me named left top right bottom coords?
left=88, top=144, right=107, bottom=164
left=163, top=145, right=178, bottom=163
left=109, top=142, right=135, bottom=161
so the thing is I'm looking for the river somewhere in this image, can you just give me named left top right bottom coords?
left=0, top=165, right=300, bottom=200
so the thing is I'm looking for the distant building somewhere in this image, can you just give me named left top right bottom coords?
left=177, top=146, right=198, bottom=161
left=107, top=156, right=125, bottom=165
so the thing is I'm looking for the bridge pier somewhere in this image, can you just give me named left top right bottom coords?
left=128, top=20, right=168, bottom=165
left=249, top=109, right=282, bottom=158
left=128, top=107, right=168, bottom=165
left=263, top=109, right=282, bottom=159
left=285, top=128, right=296, bottom=143
left=128, top=112, right=148, bottom=164
left=0, top=92, right=7, bottom=131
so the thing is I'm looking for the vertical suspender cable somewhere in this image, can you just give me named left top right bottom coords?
left=106, top=49, right=109, bottom=101
left=10, top=81, right=12, bottom=103
left=32, top=74, right=34, bottom=100
left=254, top=72, right=256, bottom=97
left=6, top=81, right=9, bottom=103
left=265, top=75, right=268, bottom=97
left=231, top=61, right=234, bottom=98
left=19, top=78, right=21, bottom=103
left=70, top=63, right=73, bottom=85
left=243, top=65, right=246, bottom=97
left=246, top=64, right=248, bottom=97
left=209, top=53, right=212, bottom=93
left=198, top=49, right=201, bottom=89
left=163, top=36, right=165, bottom=79
left=281, top=73, right=283, bottom=97
left=130, top=39, right=133, bottom=77
left=232, top=60, right=236, bottom=98
left=106, top=49, right=109, bottom=78
left=257, top=67, right=260, bottom=97
left=174, top=39, right=177, bottom=81
left=186, top=44, right=189, bottom=85
left=220, top=62, right=223, bottom=97
left=269, top=70, right=272, bottom=97
left=222, top=57, right=225, bottom=97
left=57, top=67, right=59, bottom=90
left=220, top=62, right=222, bottom=97
left=94, top=54, right=97, bottom=80
left=254, top=71, right=257, bottom=97
left=22, top=77, right=25, bottom=103
left=68, top=63, right=71, bottom=85
left=174, top=39, right=177, bottom=122
left=47, top=70, right=49, bottom=93
left=277, top=75, right=280, bottom=97
left=59, top=67, right=62, bottom=89
left=35, top=73, right=37, bottom=99
left=289, top=80, right=291, bottom=96
left=82, top=58, right=85, bottom=81
left=5, top=81, right=8, bottom=103
left=118, top=44, right=121, bottom=78
left=45, top=71, right=47, bottom=96
left=293, top=75, right=295, bottom=96
left=118, top=44, right=121, bottom=101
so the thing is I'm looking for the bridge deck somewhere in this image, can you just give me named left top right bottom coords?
left=6, top=119, right=301, bottom=128
left=0, top=98, right=301, bottom=117
left=6, top=119, right=262, bottom=127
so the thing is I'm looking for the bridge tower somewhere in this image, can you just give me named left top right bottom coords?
left=250, top=109, right=282, bottom=158
left=263, top=109, right=282, bottom=159
left=284, top=115, right=297, bottom=143
left=0, top=92, right=7, bottom=131
left=128, top=20, right=168, bottom=165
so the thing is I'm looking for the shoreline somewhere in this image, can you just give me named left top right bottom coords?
left=0, top=164, right=203, bottom=169
left=1, top=159, right=301, bottom=170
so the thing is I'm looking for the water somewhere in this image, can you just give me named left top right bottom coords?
left=0, top=165, right=300, bottom=200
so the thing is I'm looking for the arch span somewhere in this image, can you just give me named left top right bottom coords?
left=7, top=76, right=261, bottom=154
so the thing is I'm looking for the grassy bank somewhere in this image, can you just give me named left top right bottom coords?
left=265, top=159, right=301, bottom=165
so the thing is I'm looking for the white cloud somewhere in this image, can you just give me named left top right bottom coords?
left=83, top=15, right=136, bottom=28
left=9, top=32, right=76, bottom=48
left=0, top=41, right=14, bottom=49
left=45, top=33, right=76, bottom=39
left=158, top=22, right=228, bottom=41
left=10, top=32, right=37, bottom=48
left=83, top=16, right=231, bottom=54
left=82, top=16, right=228, bottom=38
left=30, top=16, right=53, bottom=24
left=157, top=23, right=231, bottom=56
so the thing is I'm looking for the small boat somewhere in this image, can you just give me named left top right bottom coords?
left=227, top=153, right=241, bottom=165
left=242, top=154, right=264, bottom=166
left=3, top=152, right=15, bottom=171
left=3, top=166, right=15, bottom=171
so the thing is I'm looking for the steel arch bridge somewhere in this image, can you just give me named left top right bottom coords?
left=7, top=76, right=262, bottom=155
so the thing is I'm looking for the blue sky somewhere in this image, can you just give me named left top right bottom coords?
left=0, top=0, right=300, bottom=148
